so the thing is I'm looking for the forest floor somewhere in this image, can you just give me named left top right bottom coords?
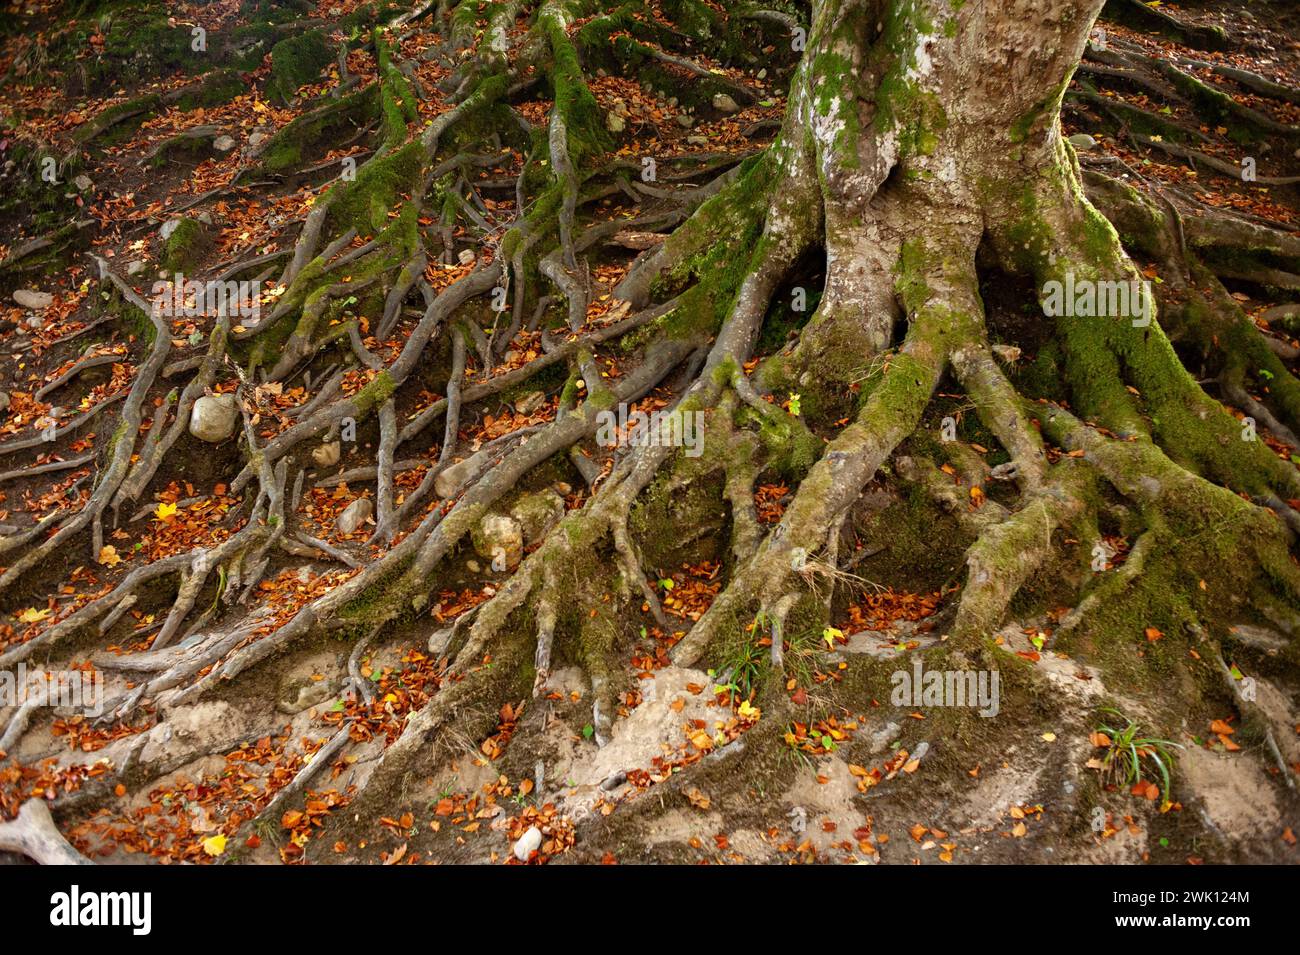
left=0, top=0, right=1297, bottom=865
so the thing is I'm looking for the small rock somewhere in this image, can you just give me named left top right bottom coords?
left=711, top=93, right=740, bottom=113
left=0, top=392, right=10, bottom=413
left=212, top=134, right=236, bottom=152
left=473, top=514, right=523, bottom=570
left=311, top=441, right=341, bottom=468
left=513, top=825, right=543, bottom=862
left=991, top=343, right=1022, bottom=363
left=188, top=393, right=240, bottom=442
left=197, top=211, right=213, bottom=226
left=466, top=559, right=481, bottom=573
left=606, top=112, right=626, bottom=134
left=611, top=99, right=629, bottom=118
left=159, top=219, right=182, bottom=242
left=434, top=447, right=493, bottom=498
left=675, top=114, right=694, bottom=128
left=1067, top=133, right=1097, bottom=151
left=457, top=248, right=476, bottom=265
left=757, top=68, right=768, bottom=80
left=686, top=136, right=709, bottom=147
left=514, top=391, right=546, bottom=416
left=249, top=130, right=269, bottom=147
left=335, top=497, right=373, bottom=536
left=73, top=174, right=93, bottom=192
left=126, top=260, right=147, bottom=277
left=13, top=289, right=52, bottom=310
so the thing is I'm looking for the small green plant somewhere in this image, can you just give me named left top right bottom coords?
left=1095, top=708, right=1182, bottom=806
left=713, top=630, right=766, bottom=700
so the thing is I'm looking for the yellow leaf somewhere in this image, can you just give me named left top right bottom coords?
left=202, top=834, right=227, bottom=856
left=18, top=607, right=50, bottom=623
left=155, top=501, right=178, bottom=521
left=737, top=700, right=760, bottom=720
left=1041, top=731, right=1057, bottom=742
left=98, top=545, right=122, bottom=567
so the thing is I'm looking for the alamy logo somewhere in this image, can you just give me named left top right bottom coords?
left=1041, top=273, right=1151, bottom=327
left=150, top=275, right=262, bottom=321
left=50, top=885, right=151, bottom=935
left=1, top=664, right=103, bottom=716
left=891, top=660, right=1000, bottom=717
left=594, top=403, right=704, bottom=458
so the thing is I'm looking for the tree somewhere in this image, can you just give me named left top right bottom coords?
left=1, top=0, right=1298, bottom=863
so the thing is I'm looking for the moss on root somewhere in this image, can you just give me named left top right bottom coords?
left=267, top=28, right=335, bottom=105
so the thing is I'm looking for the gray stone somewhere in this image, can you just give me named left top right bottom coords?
left=1067, top=133, right=1097, bottom=151
left=675, top=114, right=694, bottom=128
left=277, top=677, right=336, bottom=715
left=0, top=392, right=10, bottom=413
left=212, top=134, right=236, bottom=152
left=188, top=393, right=240, bottom=442
left=711, top=93, right=740, bottom=113
left=13, top=289, right=52, bottom=310
left=335, top=496, right=373, bottom=535
left=159, top=219, right=182, bottom=241
left=126, top=260, right=147, bottom=277
left=434, top=447, right=494, bottom=498
left=457, top=248, right=476, bottom=265
left=606, top=112, right=626, bottom=134
left=73, top=174, right=93, bottom=192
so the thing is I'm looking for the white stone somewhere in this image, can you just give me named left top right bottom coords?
left=1067, top=133, right=1097, bottom=151
left=213, top=134, right=236, bottom=152
left=513, top=825, right=543, bottom=861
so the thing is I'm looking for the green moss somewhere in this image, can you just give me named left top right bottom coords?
left=174, top=69, right=245, bottom=111
left=353, top=369, right=397, bottom=415
left=74, top=93, right=161, bottom=144
left=327, top=140, right=424, bottom=236
left=159, top=217, right=210, bottom=274
left=259, top=85, right=379, bottom=172
left=267, top=28, right=334, bottom=105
